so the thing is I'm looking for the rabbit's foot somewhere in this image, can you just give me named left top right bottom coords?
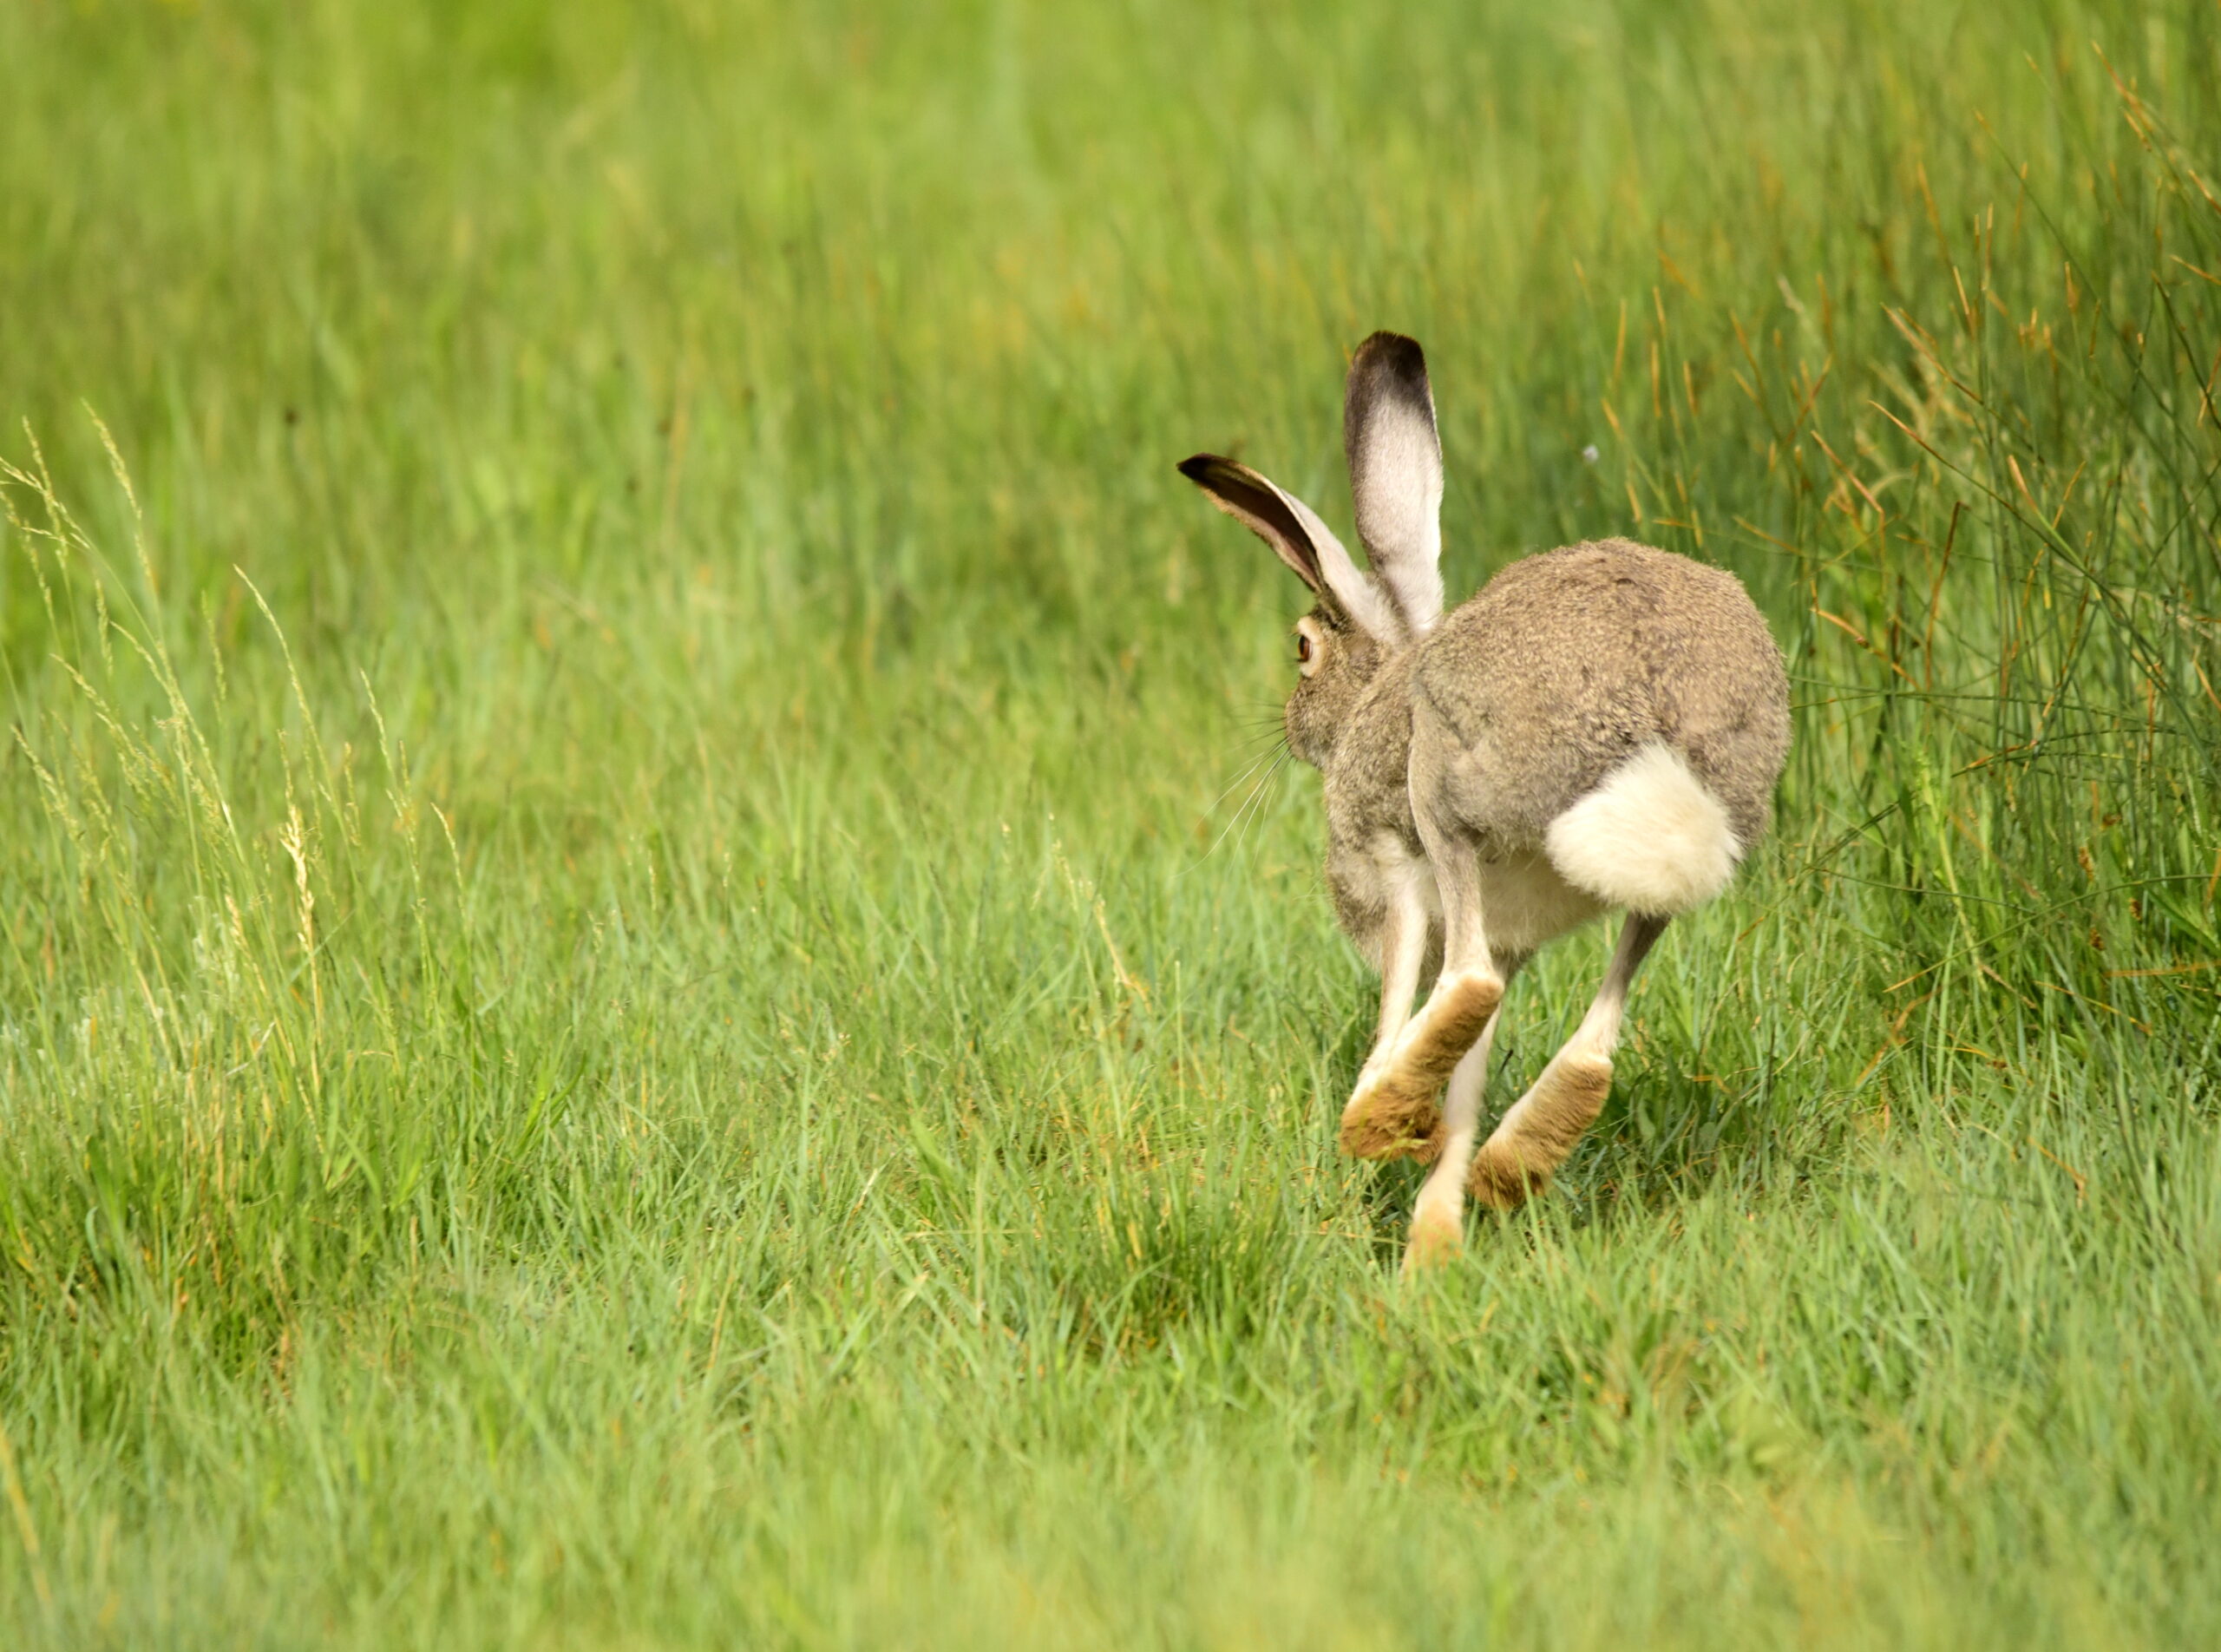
left=1339, top=971, right=1503, bottom=1160
left=1400, top=1194, right=1466, bottom=1275
left=1467, top=1054, right=1613, bottom=1210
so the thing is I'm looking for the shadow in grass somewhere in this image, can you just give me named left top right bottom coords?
left=1563, top=1054, right=1829, bottom=1220
left=1309, top=992, right=1824, bottom=1263
left=1340, top=1050, right=1821, bottom=1267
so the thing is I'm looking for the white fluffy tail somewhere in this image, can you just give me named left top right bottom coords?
left=1543, top=744, right=1741, bottom=915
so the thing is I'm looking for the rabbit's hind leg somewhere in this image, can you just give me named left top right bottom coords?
left=1468, top=912, right=1667, bottom=1210
left=1340, top=816, right=1504, bottom=1156
left=1340, top=970, right=1498, bottom=1160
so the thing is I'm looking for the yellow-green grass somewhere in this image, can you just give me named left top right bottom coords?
left=3, top=1, right=2218, bottom=1645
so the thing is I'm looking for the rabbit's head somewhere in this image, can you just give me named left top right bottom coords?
left=1179, top=332, right=1447, bottom=770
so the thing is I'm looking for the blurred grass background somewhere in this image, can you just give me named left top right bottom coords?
left=2, top=0, right=2218, bottom=1645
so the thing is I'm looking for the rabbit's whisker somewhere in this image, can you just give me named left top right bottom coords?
left=1202, top=740, right=1289, bottom=816
left=1225, top=744, right=1292, bottom=862
left=1186, top=741, right=1292, bottom=871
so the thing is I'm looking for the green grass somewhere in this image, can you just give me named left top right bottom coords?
left=3, top=0, right=2218, bottom=1644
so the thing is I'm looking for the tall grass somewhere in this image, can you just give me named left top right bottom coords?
left=2, top=1, right=2218, bottom=1645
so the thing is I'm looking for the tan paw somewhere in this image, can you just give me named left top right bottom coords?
left=1338, top=1072, right=1443, bottom=1162
left=1338, top=972, right=1502, bottom=1161
left=1466, top=1053, right=1613, bottom=1210
left=1401, top=1202, right=1465, bottom=1274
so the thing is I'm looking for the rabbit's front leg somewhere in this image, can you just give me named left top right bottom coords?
left=1340, top=891, right=1430, bottom=1137
left=1403, top=1007, right=1506, bottom=1270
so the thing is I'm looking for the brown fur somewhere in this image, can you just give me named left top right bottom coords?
left=1412, top=541, right=1790, bottom=855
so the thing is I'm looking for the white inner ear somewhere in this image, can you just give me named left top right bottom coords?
left=1351, top=394, right=1445, bottom=633
left=1277, top=491, right=1405, bottom=646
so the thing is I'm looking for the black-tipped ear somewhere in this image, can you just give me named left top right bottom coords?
left=1176, top=453, right=1405, bottom=642
left=1176, top=454, right=1332, bottom=601
left=1343, top=331, right=1445, bottom=633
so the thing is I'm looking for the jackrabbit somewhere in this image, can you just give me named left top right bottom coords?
left=1179, top=332, right=1790, bottom=1268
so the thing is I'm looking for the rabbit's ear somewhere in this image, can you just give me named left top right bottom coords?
left=1343, top=332, right=1445, bottom=635
left=1177, top=455, right=1403, bottom=642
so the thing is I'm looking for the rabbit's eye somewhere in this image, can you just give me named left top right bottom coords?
left=1295, top=633, right=1313, bottom=665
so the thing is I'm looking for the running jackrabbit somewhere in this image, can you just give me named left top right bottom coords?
left=1179, top=332, right=1790, bottom=1269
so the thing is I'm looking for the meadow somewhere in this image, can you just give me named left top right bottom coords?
left=3, top=0, right=2218, bottom=1644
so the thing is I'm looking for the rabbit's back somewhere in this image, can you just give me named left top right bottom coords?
left=1412, top=539, right=1789, bottom=854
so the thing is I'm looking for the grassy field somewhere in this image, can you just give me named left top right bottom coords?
left=3, top=0, right=2219, bottom=1644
